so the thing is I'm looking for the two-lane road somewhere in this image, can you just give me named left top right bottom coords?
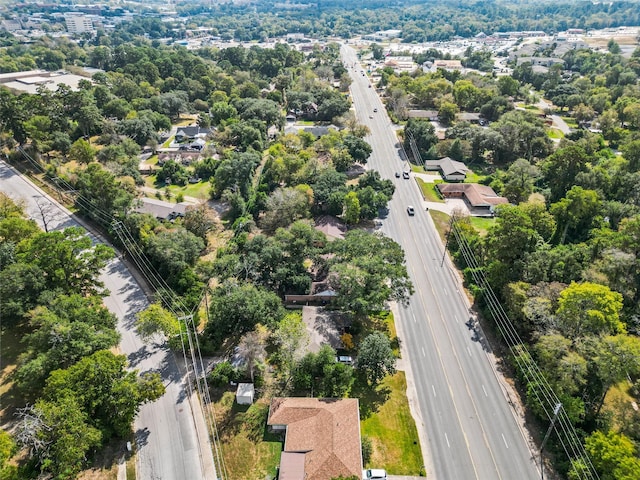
left=342, top=45, right=540, bottom=480
left=0, top=161, right=216, bottom=480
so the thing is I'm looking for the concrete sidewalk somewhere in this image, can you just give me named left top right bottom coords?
left=391, top=301, right=433, bottom=480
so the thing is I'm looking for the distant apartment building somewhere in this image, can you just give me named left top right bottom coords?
left=64, top=13, right=95, bottom=34
left=363, top=29, right=402, bottom=41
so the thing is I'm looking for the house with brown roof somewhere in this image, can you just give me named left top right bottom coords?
left=267, top=397, right=363, bottom=480
left=437, top=183, right=509, bottom=215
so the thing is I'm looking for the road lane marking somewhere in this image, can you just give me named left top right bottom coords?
left=432, top=385, right=436, bottom=397
left=422, top=347, right=426, bottom=357
left=467, top=347, right=472, bottom=357
left=502, top=433, right=509, bottom=449
left=412, top=311, right=417, bottom=323
left=445, top=433, right=450, bottom=448
left=443, top=288, right=448, bottom=296
left=482, top=385, right=488, bottom=397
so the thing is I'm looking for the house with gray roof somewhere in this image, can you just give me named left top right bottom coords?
left=424, top=157, right=469, bottom=181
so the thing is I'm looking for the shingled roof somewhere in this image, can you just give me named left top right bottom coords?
left=267, top=397, right=362, bottom=480
left=437, top=183, right=509, bottom=208
left=424, top=157, right=469, bottom=177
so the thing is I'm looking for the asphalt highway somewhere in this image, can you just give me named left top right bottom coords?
left=0, top=161, right=216, bottom=480
left=342, top=45, right=540, bottom=480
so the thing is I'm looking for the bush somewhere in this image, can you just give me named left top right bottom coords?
left=361, top=435, right=373, bottom=465
left=341, top=333, right=354, bottom=351
left=208, top=361, right=238, bottom=388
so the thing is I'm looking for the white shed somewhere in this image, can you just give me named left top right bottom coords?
left=236, top=383, right=255, bottom=405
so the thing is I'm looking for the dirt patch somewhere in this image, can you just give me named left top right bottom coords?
left=585, top=35, right=638, bottom=47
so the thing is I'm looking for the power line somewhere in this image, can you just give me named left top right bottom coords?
left=449, top=216, right=599, bottom=480
left=9, top=148, right=226, bottom=479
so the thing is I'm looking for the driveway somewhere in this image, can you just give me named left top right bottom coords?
left=412, top=173, right=471, bottom=216
left=550, top=114, right=572, bottom=135
left=301, top=306, right=347, bottom=353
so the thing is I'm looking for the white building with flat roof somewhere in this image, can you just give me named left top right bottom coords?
left=64, top=13, right=94, bottom=34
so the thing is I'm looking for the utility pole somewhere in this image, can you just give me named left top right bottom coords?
left=540, top=403, right=562, bottom=480
left=441, top=214, right=456, bottom=267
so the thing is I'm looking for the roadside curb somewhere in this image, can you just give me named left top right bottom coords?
left=391, top=301, right=434, bottom=480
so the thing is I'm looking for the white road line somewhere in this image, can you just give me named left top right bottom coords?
left=443, top=289, right=448, bottom=296
left=412, top=311, right=417, bottom=323
left=432, top=385, right=437, bottom=397
left=445, top=433, right=450, bottom=448
left=502, top=433, right=509, bottom=449
left=467, top=346, right=472, bottom=357
left=482, top=385, right=488, bottom=397
left=422, top=346, right=426, bottom=357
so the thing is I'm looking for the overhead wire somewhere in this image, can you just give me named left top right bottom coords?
left=449, top=217, right=599, bottom=479
left=11, top=146, right=227, bottom=479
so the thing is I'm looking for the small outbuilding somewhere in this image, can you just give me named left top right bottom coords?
left=236, top=383, right=255, bottom=405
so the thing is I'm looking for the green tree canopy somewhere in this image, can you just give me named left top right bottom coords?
left=327, top=230, right=413, bottom=315
left=205, top=281, right=286, bottom=348
left=16, top=226, right=114, bottom=296
left=556, top=282, right=625, bottom=339
left=357, top=332, right=396, bottom=385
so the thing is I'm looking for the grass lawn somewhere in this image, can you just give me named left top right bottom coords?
left=517, top=103, right=544, bottom=115
left=410, top=164, right=425, bottom=173
left=167, top=181, right=211, bottom=200
left=363, top=311, right=400, bottom=357
left=211, top=392, right=282, bottom=480
left=464, top=170, right=486, bottom=184
left=429, top=209, right=450, bottom=243
left=561, top=116, right=578, bottom=128
left=469, top=216, right=495, bottom=236
left=416, top=178, right=444, bottom=202
left=145, top=174, right=158, bottom=189
left=143, top=175, right=210, bottom=201
left=174, top=115, right=198, bottom=126
left=359, top=372, right=424, bottom=475
left=547, top=128, right=564, bottom=139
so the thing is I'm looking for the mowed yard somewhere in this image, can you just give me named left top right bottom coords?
left=211, top=370, right=424, bottom=479
left=360, top=372, right=424, bottom=475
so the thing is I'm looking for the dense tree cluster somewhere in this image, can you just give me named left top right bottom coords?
left=101, top=1, right=640, bottom=44
left=0, top=196, right=164, bottom=478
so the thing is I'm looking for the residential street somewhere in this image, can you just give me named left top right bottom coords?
left=342, top=45, right=540, bottom=480
left=0, top=161, right=217, bottom=480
